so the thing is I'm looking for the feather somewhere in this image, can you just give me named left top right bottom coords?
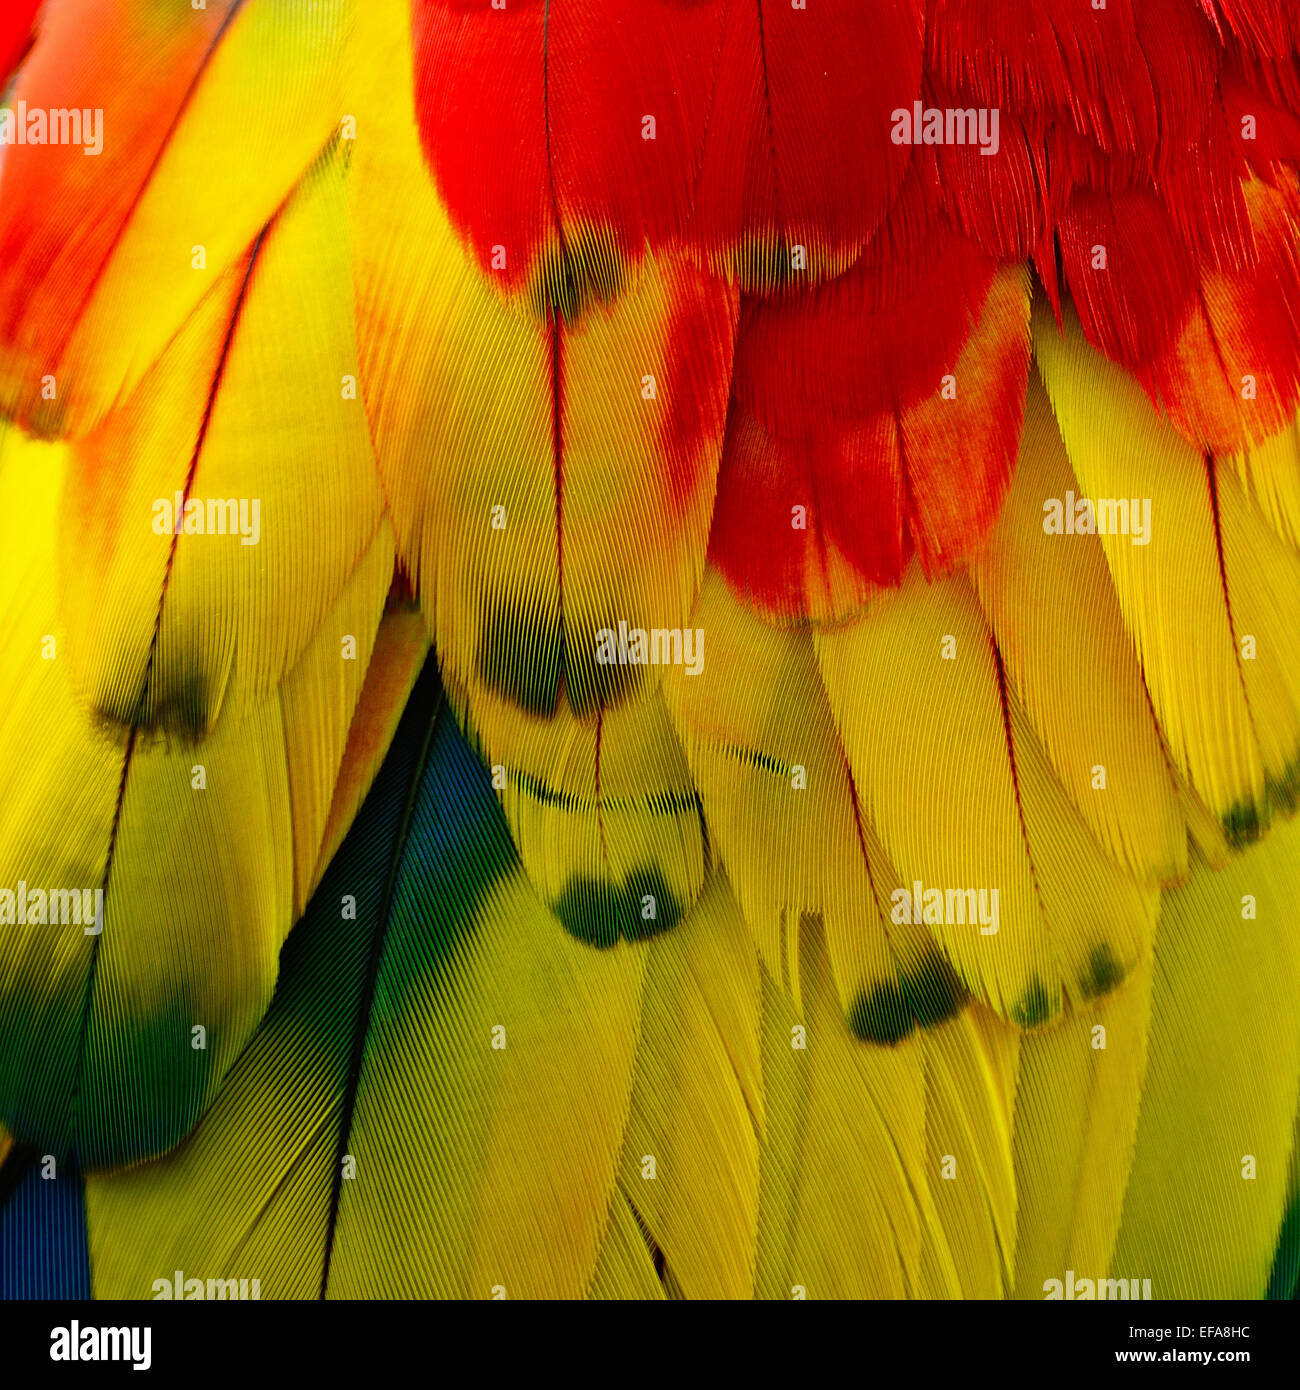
left=350, top=0, right=725, bottom=934
left=928, top=0, right=1220, bottom=161
left=927, top=87, right=1046, bottom=263
left=411, top=0, right=718, bottom=291
left=919, top=1009, right=1019, bottom=1298
left=588, top=1190, right=667, bottom=1301
left=1035, top=295, right=1300, bottom=843
left=1010, top=955, right=1153, bottom=1298
left=1207, top=0, right=1300, bottom=61
left=0, top=1155, right=90, bottom=1299
left=817, top=566, right=1155, bottom=1027
left=1230, top=410, right=1300, bottom=554
left=754, top=918, right=927, bottom=1299
left=663, top=566, right=967, bottom=1038
left=308, top=607, right=431, bottom=897
left=1146, top=174, right=1300, bottom=452
left=448, top=675, right=707, bottom=948
left=1056, top=174, right=1300, bottom=453
left=0, top=0, right=349, bottom=437
left=1210, top=459, right=1300, bottom=819
left=1221, top=62, right=1300, bottom=177
left=0, top=433, right=394, bottom=1167
left=277, top=529, right=400, bottom=918
left=973, top=374, right=1188, bottom=888
left=58, top=147, right=389, bottom=739
left=1056, top=187, right=1199, bottom=373
left=1112, top=815, right=1300, bottom=1296
left=708, top=247, right=1029, bottom=622
left=350, top=0, right=735, bottom=718
left=684, top=0, right=926, bottom=286
left=411, top=0, right=926, bottom=292
left=611, top=874, right=761, bottom=1298
left=86, top=662, right=646, bottom=1298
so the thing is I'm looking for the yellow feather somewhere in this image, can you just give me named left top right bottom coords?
left=1211, top=461, right=1300, bottom=818
left=1112, top=815, right=1300, bottom=1296
left=280, top=522, right=397, bottom=917
left=448, top=675, right=706, bottom=946
left=818, top=569, right=1053, bottom=1024
left=308, top=607, right=431, bottom=896
left=819, top=565, right=1155, bottom=1025
left=754, top=919, right=927, bottom=1298
left=664, top=568, right=962, bottom=1035
left=588, top=1190, right=667, bottom=1300
left=974, top=375, right=1187, bottom=888
left=329, top=869, right=646, bottom=1298
left=613, top=875, right=761, bottom=1298
left=1230, top=409, right=1300, bottom=554
left=1011, top=955, right=1152, bottom=1298
left=61, top=148, right=387, bottom=737
left=1, top=0, right=351, bottom=438
left=919, top=1008, right=1019, bottom=1297
left=1034, top=298, right=1272, bottom=844
left=0, top=430, right=389, bottom=1166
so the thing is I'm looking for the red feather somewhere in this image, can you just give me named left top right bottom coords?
left=0, top=0, right=41, bottom=83
left=411, top=0, right=926, bottom=290
left=411, top=0, right=721, bottom=291
left=709, top=227, right=1028, bottom=621
left=1202, top=0, right=1300, bottom=61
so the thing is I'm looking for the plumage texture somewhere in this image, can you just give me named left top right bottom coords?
left=0, top=1158, right=89, bottom=1300
left=1, top=0, right=1300, bottom=1302
left=60, top=147, right=388, bottom=737
left=0, top=430, right=398, bottom=1166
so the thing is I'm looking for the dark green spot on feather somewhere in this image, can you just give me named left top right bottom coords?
left=1078, top=943, right=1125, bottom=1001
left=527, top=227, right=625, bottom=324
left=901, top=952, right=967, bottom=1028
left=476, top=598, right=644, bottom=718
left=847, top=985, right=913, bottom=1045
left=1222, top=800, right=1262, bottom=850
left=477, top=597, right=562, bottom=716
left=847, top=951, right=966, bottom=1045
left=553, top=868, right=680, bottom=949
left=1011, top=978, right=1054, bottom=1029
